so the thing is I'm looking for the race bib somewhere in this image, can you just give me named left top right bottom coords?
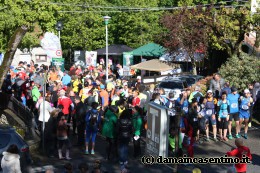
left=183, top=107, right=188, bottom=112
left=242, top=105, right=249, bottom=110
left=231, top=103, right=238, bottom=109
left=222, top=112, right=228, bottom=116
left=206, top=110, right=213, bottom=115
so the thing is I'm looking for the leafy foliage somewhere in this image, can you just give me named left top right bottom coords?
left=160, top=6, right=211, bottom=74
left=219, top=53, right=260, bottom=91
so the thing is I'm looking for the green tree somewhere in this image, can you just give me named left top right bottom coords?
left=219, top=53, right=260, bottom=91
left=0, top=0, right=59, bottom=86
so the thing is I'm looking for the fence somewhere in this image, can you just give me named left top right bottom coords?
left=0, top=92, right=36, bottom=140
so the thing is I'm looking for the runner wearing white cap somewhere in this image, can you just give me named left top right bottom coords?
left=238, top=89, right=253, bottom=139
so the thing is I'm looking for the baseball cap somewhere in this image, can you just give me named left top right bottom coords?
left=244, top=89, right=250, bottom=93
left=137, top=76, right=141, bottom=80
left=231, top=86, right=237, bottom=92
left=207, top=90, right=213, bottom=93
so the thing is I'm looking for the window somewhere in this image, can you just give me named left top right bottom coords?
left=35, top=54, right=47, bottom=62
left=159, top=81, right=184, bottom=89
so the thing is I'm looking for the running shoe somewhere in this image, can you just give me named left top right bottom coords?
left=228, top=134, right=233, bottom=140
left=243, top=133, right=248, bottom=139
left=91, top=150, right=95, bottom=155
left=235, top=134, right=241, bottom=138
left=85, top=150, right=89, bottom=155
left=213, top=137, right=218, bottom=142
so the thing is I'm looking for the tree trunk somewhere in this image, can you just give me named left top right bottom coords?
left=191, top=59, right=197, bottom=75
left=0, top=25, right=28, bottom=88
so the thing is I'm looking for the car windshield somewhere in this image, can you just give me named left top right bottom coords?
left=159, top=81, right=184, bottom=89
left=181, top=77, right=195, bottom=86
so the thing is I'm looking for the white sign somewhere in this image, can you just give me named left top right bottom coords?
left=85, top=51, right=97, bottom=67
left=146, top=102, right=169, bottom=157
left=40, top=32, right=62, bottom=59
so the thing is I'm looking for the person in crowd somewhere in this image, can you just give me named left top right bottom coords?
left=64, top=162, right=73, bottom=173
left=122, top=82, right=129, bottom=98
left=57, top=115, right=71, bottom=160
left=176, top=91, right=189, bottom=115
left=227, top=87, right=240, bottom=139
left=78, top=162, right=89, bottom=173
left=185, top=98, right=199, bottom=157
left=217, top=92, right=230, bottom=141
left=168, top=128, right=182, bottom=157
left=58, top=89, right=74, bottom=118
left=209, top=73, right=225, bottom=98
left=188, top=85, right=203, bottom=103
left=116, top=109, right=132, bottom=171
left=85, top=102, right=102, bottom=155
left=84, top=90, right=96, bottom=111
left=102, top=105, right=118, bottom=160
left=32, top=82, right=41, bottom=105
left=158, top=88, right=168, bottom=105
left=45, top=108, right=59, bottom=158
left=62, top=71, right=72, bottom=87
left=79, top=82, right=90, bottom=103
left=116, top=99, right=126, bottom=118
left=74, top=95, right=87, bottom=146
left=226, top=138, right=252, bottom=173
left=1, top=74, right=12, bottom=95
left=204, top=90, right=218, bottom=141
left=132, top=106, right=143, bottom=158
left=99, top=84, right=109, bottom=110
left=238, top=89, right=253, bottom=139
left=220, top=82, right=231, bottom=96
left=1, top=144, right=22, bottom=173
left=38, top=96, right=53, bottom=127
left=131, top=89, right=140, bottom=108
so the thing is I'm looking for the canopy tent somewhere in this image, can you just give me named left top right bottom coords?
left=130, top=59, right=179, bottom=72
left=95, top=44, right=133, bottom=56
left=130, top=43, right=166, bottom=57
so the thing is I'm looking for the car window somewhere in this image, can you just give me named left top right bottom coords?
left=0, top=134, right=11, bottom=149
left=159, top=81, right=184, bottom=89
left=181, top=77, right=195, bottom=86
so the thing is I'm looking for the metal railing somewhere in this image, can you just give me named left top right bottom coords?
left=0, top=92, right=36, bottom=140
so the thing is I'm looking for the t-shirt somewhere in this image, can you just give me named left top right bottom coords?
left=100, top=90, right=109, bottom=107
left=217, top=100, right=230, bottom=118
left=58, top=96, right=73, bottom=115
left=227, top=93, right=240, bottom=113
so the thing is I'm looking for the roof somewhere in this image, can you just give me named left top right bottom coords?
left=130, top=59, right=179, bottom=72
left=130, top=43, right=166, bottom=57
left=95, top=44, right=133, bottom=56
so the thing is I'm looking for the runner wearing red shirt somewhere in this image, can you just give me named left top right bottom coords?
left=58, top=90, right=74, bottom=116
left=227, top=138, right=252, bottom=173
left=131, top=89, right=140, bottom=107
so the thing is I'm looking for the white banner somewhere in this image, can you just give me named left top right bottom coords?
left=40, top=32, right=62, bottom=59
left=85, top=51, right=97, bottom=67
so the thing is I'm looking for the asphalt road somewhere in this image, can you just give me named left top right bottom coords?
left=29, top=126, right=260, bottom=173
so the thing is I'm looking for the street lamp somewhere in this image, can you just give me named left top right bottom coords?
left=103, top=16, right=111, bottom=81
left=56, top=21, right=63, bottom=40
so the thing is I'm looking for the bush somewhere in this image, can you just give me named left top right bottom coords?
left=219, top=53, right=260, bottom=92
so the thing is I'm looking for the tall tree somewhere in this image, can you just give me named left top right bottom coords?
left=0, top=0, right=59, bottom=86
left=160, top=6, right=211, bottom=74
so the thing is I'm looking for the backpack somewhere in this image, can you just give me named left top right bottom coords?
left=193, top=92, right=203, bottom=102
left=89, top=111, right=99, bottom=129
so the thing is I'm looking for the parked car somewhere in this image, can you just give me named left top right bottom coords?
left=158, top=77, right=188, bottom=100
left=179, top=75, right=204, bottom=86
left=0, top=125, right=32, bottom=172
